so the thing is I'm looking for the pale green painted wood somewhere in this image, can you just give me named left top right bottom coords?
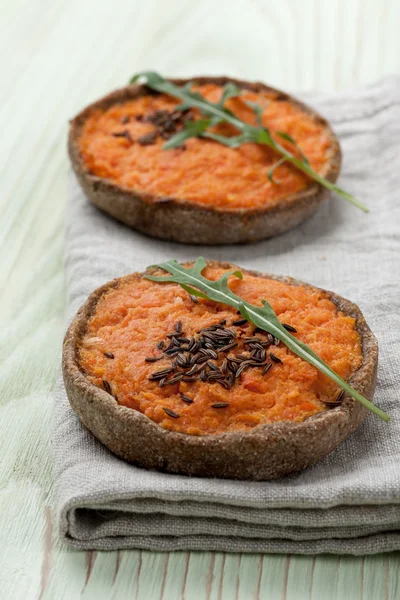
left=1, top=0, right=400, bottom=598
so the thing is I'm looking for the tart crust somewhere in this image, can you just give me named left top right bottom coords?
left=62, top=262, right=378, bottom=480
left=68, top=77, right=341, bottom=245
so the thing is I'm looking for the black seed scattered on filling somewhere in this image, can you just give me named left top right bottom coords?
left=112, top=129, right=133, bottom=143
left=232, top=318, right=248, bottom=326
left=137, top=131, right=158, bottom=146
left=144, top=317, right=288, bottom=396
left=270, top=352, right=283, bottom=364
left=163, top=408, right=180, bottom=418
left=102, top=379, right=112, bottom=394
left=179, top=392, right=194, bottom=404
left=262, top=363, right=272, bottom=375
left=323, top=390, right=345, bottom=408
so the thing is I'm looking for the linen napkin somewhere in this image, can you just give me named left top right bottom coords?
left=54, top=76, right=400, bottom=554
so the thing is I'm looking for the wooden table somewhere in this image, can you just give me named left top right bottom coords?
left=2, top=0, right=400, bottom=597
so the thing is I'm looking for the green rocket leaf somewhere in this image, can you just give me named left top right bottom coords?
left=145, top=258, right=388, bottom=422
left=130, top=71, right=368, bottom=212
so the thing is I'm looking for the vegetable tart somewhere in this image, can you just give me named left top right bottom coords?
left=62, top=261, right=379, bottom=480
left=69, top=76, right=343, bottom=244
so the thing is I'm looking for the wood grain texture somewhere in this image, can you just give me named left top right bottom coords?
left=1, top=0, right=400, bottom=598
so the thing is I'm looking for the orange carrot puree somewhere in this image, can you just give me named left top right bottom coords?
left=79, top=266, right=362, bottom=435
left=79, top=84, right=333, bottom=210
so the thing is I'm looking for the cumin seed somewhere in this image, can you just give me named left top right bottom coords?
left=185, top=364, right=201, bottom=376
left=235, top=361, right=252, bottom=378
left=137, top=131, right=158, bottom=146
left=219, top=342, right=238, bottom=353
left=260, top=341, right=271, bottom=348
left=228, top=357, right=242, bottom=365
left=227, top=360, right=238, bottom=374
left=252, top=343, right=265, bottom=352
left=102, top=380, right=112, bottom=394
left=270, top=353, right=283, bottom=364
left=282, top=323, right=297, bottom=333
left=211, top=402, right=229, bottom=409
left=207, top=361, right=220, bottom=371
left=179, top=392, right=194, bottom=404
left=145, top=356, right=163, bottom=363
left=336, top=390, right=345, bottom=403
left=163, top=408, right=180, bottom=418
left=217, top=380, right=230, bottom=389
left=112, top=130, right=133, bottom=143
left=104, top=352, right=115, bottom=359
left=207, top=373, right=223, bottom=381
left=149, top=367, right=173, bottom=380
left=167, top=373, right=184, bottom=385
left=233, top=318, right=248, bottom=326
left=226, top=373, right=235, bottom=386
left=164, top=348, right=180, bottom=356
left=323, top=390, right=345, bottom=407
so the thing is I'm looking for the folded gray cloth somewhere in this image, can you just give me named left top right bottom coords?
left=54, top=76, right=400, bottom=554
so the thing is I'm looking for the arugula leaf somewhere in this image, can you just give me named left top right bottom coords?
left=267, top=157, right=287, bottom=184
left=201, top=132, right=252, bottom=148
left=163, top=119, right=210, bottom=149
left=276, top=131, right=310, bottom=165
left=218, top=82, right=242, bottom=106
left=243, top=99, right=266, bottom=127
left=145, top=258, right=389, bottom=422
left=130, top=71, right=368, bottom=212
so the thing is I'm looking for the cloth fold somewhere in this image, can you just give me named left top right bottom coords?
left=54, top=76, right=400, bottom=553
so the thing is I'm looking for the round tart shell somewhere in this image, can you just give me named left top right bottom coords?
left=62, top=262, right=378, bottom=481
left=68, top=77, right=342, bottom=245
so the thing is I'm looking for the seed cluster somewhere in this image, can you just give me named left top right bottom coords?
left=100, top=315, right=345, bottom=419
left=112, top=109, right=194, bottom=147
left=147, top=318, right=284, bottom=396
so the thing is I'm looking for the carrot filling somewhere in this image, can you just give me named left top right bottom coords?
left=78, top=84, right=334, bottom=210
left=78, top=266, right=362, bottom=435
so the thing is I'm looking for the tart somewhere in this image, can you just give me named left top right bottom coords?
left=68, top=77, right=341, bottom=245
left=62, top=262, right=378, bottom=480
